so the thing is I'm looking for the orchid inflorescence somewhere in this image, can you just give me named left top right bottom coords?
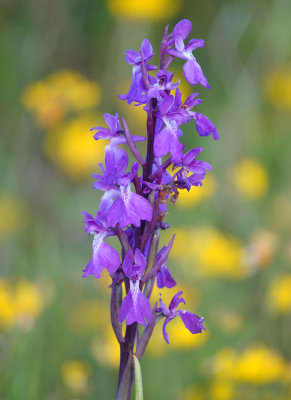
left=82, top=19, right=218, bottom=399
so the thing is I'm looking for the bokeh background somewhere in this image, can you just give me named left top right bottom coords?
left=1, top=0, right=291, bottom=399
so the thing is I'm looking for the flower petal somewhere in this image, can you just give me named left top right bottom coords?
left=179, top=311, right=206, bottom=334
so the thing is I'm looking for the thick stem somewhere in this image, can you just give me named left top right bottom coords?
left=143, top=98, right=157, bottom=183
left=116, top=323, right=137, bottom=400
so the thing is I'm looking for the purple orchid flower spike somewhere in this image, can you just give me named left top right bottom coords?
left=119, top=249, right=152, bottom=326
left=158, top=291, right=206, bottom=344
left=167, top=19, right=209, bottom=88
left=119, top=39, right=157, bottom=104
left=82, top=211, right=120, bottom=279
left=81, top=19, right=219, bottom=400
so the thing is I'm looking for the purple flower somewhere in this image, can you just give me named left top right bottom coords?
left=82, top=212, right=120, bottom=279
left=158, top=291, right=206, bottom=344
left=119, top=249, right=152, bottom=326
left=154, top=95, right=187, bottom=163
left=167, top=19, right=209, bottom=88
left=173, top=147, right=212, bottom=190
left=92, top=148, right=128, bottom=192
left=193, top=112, right=219, bottom=140
left=92, top=113, right=145, bottom=146
left=156, top=235, right=176, bottom=289
left=106, top=162, right=152, bottom=228
left=107, top=184, right=153, bottom=228
left=147, top=70, right=179, bottom=102
left=175, top=89, right=219, bottom=141
left=119, top=39, right=157, bottom=104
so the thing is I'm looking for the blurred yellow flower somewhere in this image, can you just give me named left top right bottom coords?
left=266, top=274, right=291, bottom=314
left=233, top=159, right=268, bottom=200
left=178, top=174, right=217, bottom=208
left=44, top=114, right=106, bottom=180
left=0, top=280, right=16, bottom=329
left=91, top=326, right=120, bottom=368
left=0, top=194, right=27, bottom=240
left=171, top=228, right=247, bottom=279
left=265, top=67, right=291, bottom=111
left=234, top=345, right=286, bottom=384
left=210, top=381, right=234, bottom=400
left=107, top=0, right=181, bottom=21
left=61, top=360, right=91, bottom=393
left=14, top=279, right=43, bottom=319
left=22, top=70, right=101, bottom=129
left=211, top=345, right=287, bottom=385
left=0, top=278, right=44, bottom=331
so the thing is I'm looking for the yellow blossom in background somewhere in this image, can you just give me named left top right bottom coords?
left=91, top=326, right=120, bottom=368
left=0, top=194, right=27, bottom=240
left=265, top=67, right=291, bottom=111
left=234, top=345, right=286, bottom=384
left=177, top=174, right=217, bottom=208
left=211, top=345, right=287, bottom=386
left=0, top=280, right=16, bottom=330
left=266, top=274, right=291, bottom=314
left=233, top=159, right=268, bottom=200
left=44, top=114, right=106, bottom=180
left=210, top=381, right=234, bottom=400
left=107, top=0, right=181, bottom=21
left=180, top=385, right=205, bottom=400
left=14, top=279, right=43, bottom=319
left=171, top=228, right=247, bottom=279
left=61, top=360, right=91, bottom=394
left=22, top=70, right=101, bottom=129
left=0, top=278, right=44, bottom=331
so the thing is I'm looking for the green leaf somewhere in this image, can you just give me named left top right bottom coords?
left=133, top=355, right=143, bottom=400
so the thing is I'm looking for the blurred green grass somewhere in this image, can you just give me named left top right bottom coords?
left=1, top=0, right=291, bottom=399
